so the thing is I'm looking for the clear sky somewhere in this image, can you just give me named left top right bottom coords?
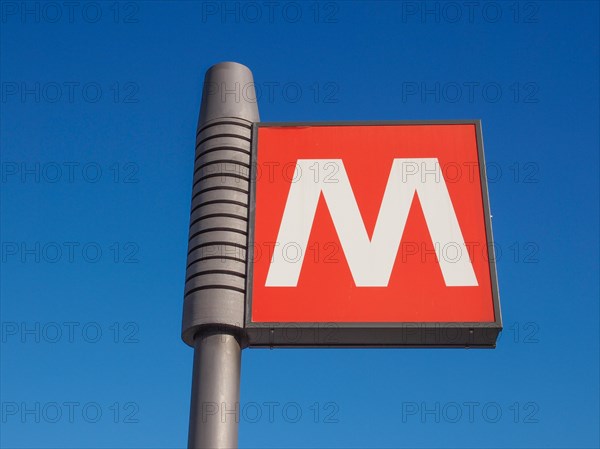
left=1, top=1, right=598, bottom=448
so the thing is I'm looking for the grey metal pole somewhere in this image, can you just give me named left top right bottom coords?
left=188, top=332, right=241, bottom=448
left=182, top=62, right=259, bottom=449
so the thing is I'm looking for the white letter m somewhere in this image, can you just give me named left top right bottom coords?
left=265, top=158, right=478, bottom=287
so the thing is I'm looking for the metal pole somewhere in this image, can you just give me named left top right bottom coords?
left=188, top=331, right=241, bottom=448
left=182, top=62, right=259, bottom=449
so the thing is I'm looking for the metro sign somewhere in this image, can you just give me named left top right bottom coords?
left=245, top=121, right=501, bottom=347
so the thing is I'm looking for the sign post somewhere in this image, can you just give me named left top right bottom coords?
left=182, top=63, right=501, bottom=448
left=182, top=62, right=259, bottom=449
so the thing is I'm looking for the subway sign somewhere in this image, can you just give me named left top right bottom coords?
left=245, top=121, right=501, bottom=347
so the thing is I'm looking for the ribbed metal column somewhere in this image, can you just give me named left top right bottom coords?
left=182, top=62, right=259, bottom=449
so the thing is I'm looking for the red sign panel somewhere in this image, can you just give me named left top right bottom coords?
left=245, top=121, right=501, bottom=347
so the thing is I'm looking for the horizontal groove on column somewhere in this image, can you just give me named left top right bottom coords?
left=198, top=123, right=252, bottom=139
left=192, top=177, right=248, bottom=192
left=197, top=133, right=251, bottom=147
left=187, top=240, right=247, bottom=256
left=184, top=285, right=246, bottom=297
left=195, top=146, right=252, bottom=161
left=186, top=269, right=246, bottom=283
left=188, top=227, right=247, bottom=241
left=197, top=120, right=252, bottom=135
left=192, top=186, right=249, bottom=200
left=187, top=255, right=247, bottom=269
left=195, top=159, right=250, bottom=174
left=188, top=217, right=247, bottom=234
left=191, top=191, right=248, bottom=207
left=191, top=199, right=248, bottom=214
left=189, top=214, right=248, bottom=228
left=192, top=172, right=249, bottom=188
left=186, top=257, right=246, bottom=274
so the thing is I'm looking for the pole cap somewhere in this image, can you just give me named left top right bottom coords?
left=198, top=62, right=260, bottom=125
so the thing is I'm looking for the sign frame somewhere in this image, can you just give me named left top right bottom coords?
left=244, top=120, right=502, bottom=348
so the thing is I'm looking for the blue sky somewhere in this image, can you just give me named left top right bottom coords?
left=1, top=1, right=598, bottom=448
